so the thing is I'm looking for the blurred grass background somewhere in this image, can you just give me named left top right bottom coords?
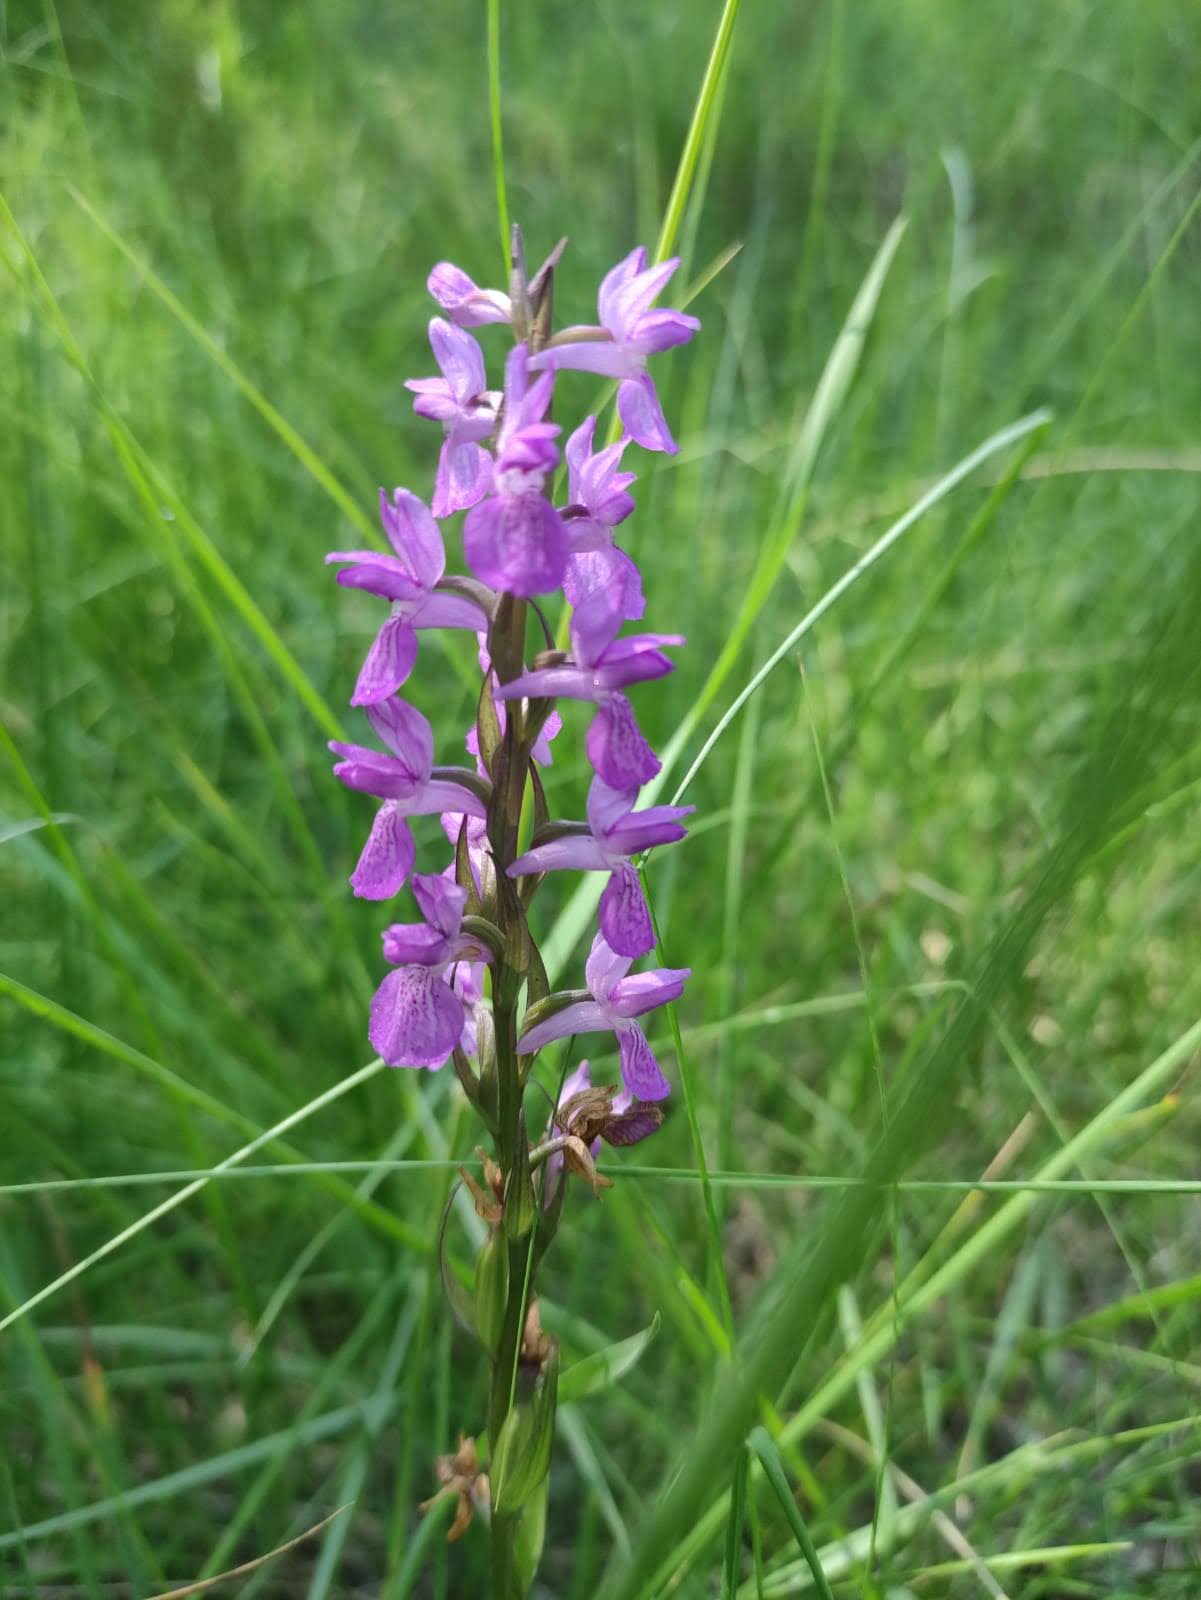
left=3, top=0, right=1201, bottom=1594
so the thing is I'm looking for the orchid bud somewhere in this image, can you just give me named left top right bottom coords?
left=474, top=1231, right=510, bottom=1356
left=490, top=1339, right=559, bottom=1515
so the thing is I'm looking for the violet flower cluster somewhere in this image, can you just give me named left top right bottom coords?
left=326, top=227, right=698, bottom=1585
left=328, top=235, right=696, bottom=1104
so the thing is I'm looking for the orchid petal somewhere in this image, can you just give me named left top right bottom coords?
left=587, top=694, right=661, bottom=789
left=366, top=698, right=434, bottom=774
left=585, top=775, right=640, bottom=842
left=507, top=835, right=609, bottom=876
left=611, top=256, right=681, bottom=333
left=463, top=491, right=568, bottom=598
left=493, top=665, right=598, bottom=703
left=618, top=1024, right=671, bottom=1101
left=618, top=373, right=677, bottom=454
left=349, top=801, right=415, bottom=899
left=585, top=932, right=633, bottom=1005
left=518, top=999, right=611, bottom=1054
left=412, top=872, right=467, bottom=938
left=412, top=591, right=490, bottom=631
left=598, top=246, right=647, bottom=332
left=610, top=967, right=691, bottom=1018
left=599, top=863, right=654, bottom=958
left=350, top=614, right=418, bottom=706
left=379, top=487, right=445, bottom=586
left=370, top=967, right=464, bottom=1068
left=381, top=922, right=450, bottom=966
left=429, top=317, right=486, bottom=402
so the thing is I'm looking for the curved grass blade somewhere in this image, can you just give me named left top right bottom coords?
left=747, top=1429, right=835, bottom=1600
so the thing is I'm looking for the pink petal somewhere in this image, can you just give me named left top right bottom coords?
left=350, top=802, right=415, bottom=899
left=518, top=999, right=611, bottom=1055
left=428, top=317, right=486, bottom=402
left=585, top=931, right=633, bottom=1005
left=412, top=872, right=467, bottom=938
left=351, top=614, right=419, bottom=707
left=618, top=1024, right=671, bottom=1101
left=412, top=591, right=489, bottom=631
left=463, top=492, right=568, bottom=598
left=587, top=695, right=661, bottom=789
left=507, top=835, right=609, bottom=876
left=564, top=546, right=645, bottom=623
left=366, top=698, right=434, bottom=775
left=598, top=246, right=647, bottom=332
left=586, top=775, right=638, bottom=842
left=610, top=967, right=691, bottom=1018
left=379, top=488, right=445, bottom=587
left=618, top=374, right=677, bottom=454
left=599, top=864, right=654, bottom=958
left=565, top=415, right=597, bottom=501
left=433, top=438, right=491, bottom=519
left=611, top=257, right=681, bottom=335
left=381, top=922, right=450, bottom=966
left=369, top=967, right=464, bottom=1068
left=493, top=666, right=598, bottom=702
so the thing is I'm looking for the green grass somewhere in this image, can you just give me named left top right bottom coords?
left=3, top=1, right=1201, bottom=1596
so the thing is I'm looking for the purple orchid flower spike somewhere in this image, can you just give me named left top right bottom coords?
left=405, top=319, right=500, bottom=518
left=326, top=488, right=489, bottom=705
left=330, top=698, right=488, bottom=900
left=508, top=776, right=693, bottom=957
left=463, top=344, right=568, bottom=597
left=518, top=932, right=689, bottom=1101
left=530, top=248, right=699, bottom=453
left=370, top=874, right=493, bottom=1068
left=427, top=261, right=512, bottom=328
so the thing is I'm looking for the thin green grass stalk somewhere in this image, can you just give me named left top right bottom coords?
left=193, top=1270, right=408, bottom=1580
left=747, top=1430, right=836, bottom=1600
left=723, top=1442, right=750, bottom=1599
left=648, top=893, right=734, bottom=1338
left=651, top=0, right=742, bottom=266
left=714, top=654, right=760, bottom=1216
left=304, top=1295, right=422, bottom=1599
left=668, top=407, right=1053, bottom=807
left=487, top=0, right=509, bottom=274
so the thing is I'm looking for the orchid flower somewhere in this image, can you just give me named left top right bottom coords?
left=530, top=248, right=699, bottom=453
left=518, top=933, right=689, bottom=1101
left=493, top=614, right=682, bottom=790
left=508, top=777, right=692, bottom=957
left=463, top=344, right=567, bottom=597
left=326, top=488, right=488, bottom=705
left=427, top=261, right=512, bottom=327
left=405, top=318, right=499, bottom=517
left=330, top=698, right=487, bottom=899
left=370, top=875, right=493, bottom=1068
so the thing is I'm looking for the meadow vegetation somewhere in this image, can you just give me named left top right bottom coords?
left=2, top=1, right=1200, bottom=1594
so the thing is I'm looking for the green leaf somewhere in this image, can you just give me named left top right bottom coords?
left=746, top=1429, right=835, bottom=1600
left=558, top=1313, right=661, bottom=1404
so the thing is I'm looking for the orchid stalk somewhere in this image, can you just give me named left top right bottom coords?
left=327, top=228, right=697, bottom=1597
